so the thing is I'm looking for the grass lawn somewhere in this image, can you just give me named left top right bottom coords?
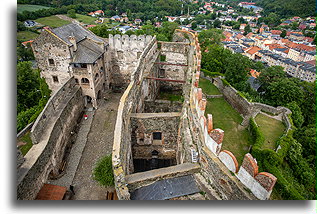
left=18, top=132, right=33, bottom=156
left=205, top=97, right=251, bottom=164
left=18, top=4, right=50, bottom=14
left=255, top=113, right=285, bottom=150
left=35, top=16, right=71, bottom=28
left=17, top=31, right=39, bottom=41
left=199, top=78, right=221, bottom=95
left=75, top=14, right=97, bottom=25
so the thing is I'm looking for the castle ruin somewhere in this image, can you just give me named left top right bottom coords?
left=17, top=24, right=277, bottom=200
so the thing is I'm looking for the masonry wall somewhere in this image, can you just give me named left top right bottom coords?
left=32, top=30, right=72, bottom=92
left=112, top=36, right=159, bottom=199
left=17, top=78, right=84, bottom=200
left=130, top=113, right=180, bottom=160
left=108, top=34, right=153, bottom=88
left=144, top=100, right=182, bottom=113
left=159, top=41, right=190, bottom=91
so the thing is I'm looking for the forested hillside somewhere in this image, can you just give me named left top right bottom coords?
left=255, top=0, right=315, bottom=18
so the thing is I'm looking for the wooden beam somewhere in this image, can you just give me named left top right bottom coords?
left=146, top=77, right=186, bottom=83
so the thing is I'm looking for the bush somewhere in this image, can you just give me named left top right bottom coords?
left=93, top=154, right=114, bottom=187
left=17, top=106, right=38, bottom=133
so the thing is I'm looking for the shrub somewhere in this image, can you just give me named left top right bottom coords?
left=93, top=154, right=114, bottom=187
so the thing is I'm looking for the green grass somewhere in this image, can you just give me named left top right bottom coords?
left=205, top=97, right=251, bottom=164
left=18, top=132, right=33, bottom=156
left=18, top=4, right=50, bottom=14
left=93, top=154, right=114, bottom=187
left=255, top=113, right=285, bottom=150
left=157, top=92, right=184, bottom=102
left=35, top=16, right=71, bottom=28
left=199, top=78, right=221, bottom=95
left=17, top=31, right=39, bottom=41
left=75, top=14, right=97, bottom=25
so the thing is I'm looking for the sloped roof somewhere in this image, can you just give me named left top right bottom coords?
left=246, top=46, right=261, bottom=55
left=51, top=23, right=103, bottom=46
left=72, top=38, right=104, bottom=64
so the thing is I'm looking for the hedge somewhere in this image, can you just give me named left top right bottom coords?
left=201, top=69, right=224, bottom=78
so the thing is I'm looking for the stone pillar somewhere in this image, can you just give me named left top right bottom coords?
left=207, top=114, right=213, bottom=133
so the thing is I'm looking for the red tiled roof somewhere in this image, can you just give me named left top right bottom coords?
left=250, top=69, right=261, bottom=78
left=236, top=34, right=244, bottom=39
left=22, top=40, right=33, bottom=47
left=246, top=46, right=261, bottom=55
left=36, top=184, right=67, bottom=200
left=271, top=30, right=282, bottom=35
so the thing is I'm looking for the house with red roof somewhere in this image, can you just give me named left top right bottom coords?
left=245, top=46, right=262, bottom=60
left=88, top=10, right=104, bottom=17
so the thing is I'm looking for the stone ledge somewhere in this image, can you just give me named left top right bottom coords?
left=130, top=112, right=181, bottom=118
left=126, top=163, right=200, bottom=191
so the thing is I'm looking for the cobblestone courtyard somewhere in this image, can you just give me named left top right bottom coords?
left=71, top=92, right=122, bottom=200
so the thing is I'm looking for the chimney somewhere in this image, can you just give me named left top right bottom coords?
left=68, top=35, right=77, bottom=51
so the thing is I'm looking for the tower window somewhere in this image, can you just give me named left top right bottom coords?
left=48, top=59, right=55, bottom=66
left=52, top=75, right=59, bottom=83
left=153, top=132, right=162, bottom=140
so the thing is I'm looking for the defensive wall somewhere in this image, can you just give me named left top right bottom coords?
left=180, top=30, right=277, bottom=200
left=203, top=75, right=292, bottom=133
left=17, top=77, right=84, bottom=200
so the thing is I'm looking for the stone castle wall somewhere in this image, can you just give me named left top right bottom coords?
left=17, top=77, right=84, bottom=200
left=32, top=30, right=72, bottom=92
left=108, top=34, right=153, bottom=88
left=112, top=36, right=158, bottom=200
left=206, top=76, right=292, bottom=131
left=177, top=29, right=277, bottom=200
left=130, top=112, right=181, bottom=160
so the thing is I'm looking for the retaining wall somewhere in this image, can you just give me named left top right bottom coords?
left=17, top=77, right=84, bottom=200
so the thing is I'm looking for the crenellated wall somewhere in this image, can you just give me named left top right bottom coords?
left=175, top=29, right=277, bottom=200
left=17, top=77, right=84, bottom=200
left=108, top=34, right=154, bottom=88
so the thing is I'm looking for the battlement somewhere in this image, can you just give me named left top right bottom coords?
left=109, top=34, right=153, bottom=51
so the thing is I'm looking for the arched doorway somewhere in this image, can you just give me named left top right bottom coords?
left=84, top=95, right=92, bottom=107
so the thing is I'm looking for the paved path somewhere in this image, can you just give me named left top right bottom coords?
left=49, top=110, right=95, bottom=187
left=71, top=92, right=122, bottom=200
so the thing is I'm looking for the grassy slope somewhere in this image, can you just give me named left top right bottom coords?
left=199, top=78, right=221, bottom=95
left=205, top=97, right=251, bottom=164
left=255, top=113, right=285, bottom=150
left=17, top=4, right=50, bottom=14
left=35, top=16, right=71, bottom=28
left=17, top=31, right=39, bottom=41
left=75, top=14, right=97, bottom=25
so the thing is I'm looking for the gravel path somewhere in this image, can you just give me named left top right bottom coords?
left=71, top=92, right=122, bottom=200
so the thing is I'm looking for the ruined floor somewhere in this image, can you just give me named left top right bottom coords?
left=71, top=92, right=122, bottom=200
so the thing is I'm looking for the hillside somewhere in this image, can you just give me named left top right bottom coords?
left=257, top=0, right=315, bottom=18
